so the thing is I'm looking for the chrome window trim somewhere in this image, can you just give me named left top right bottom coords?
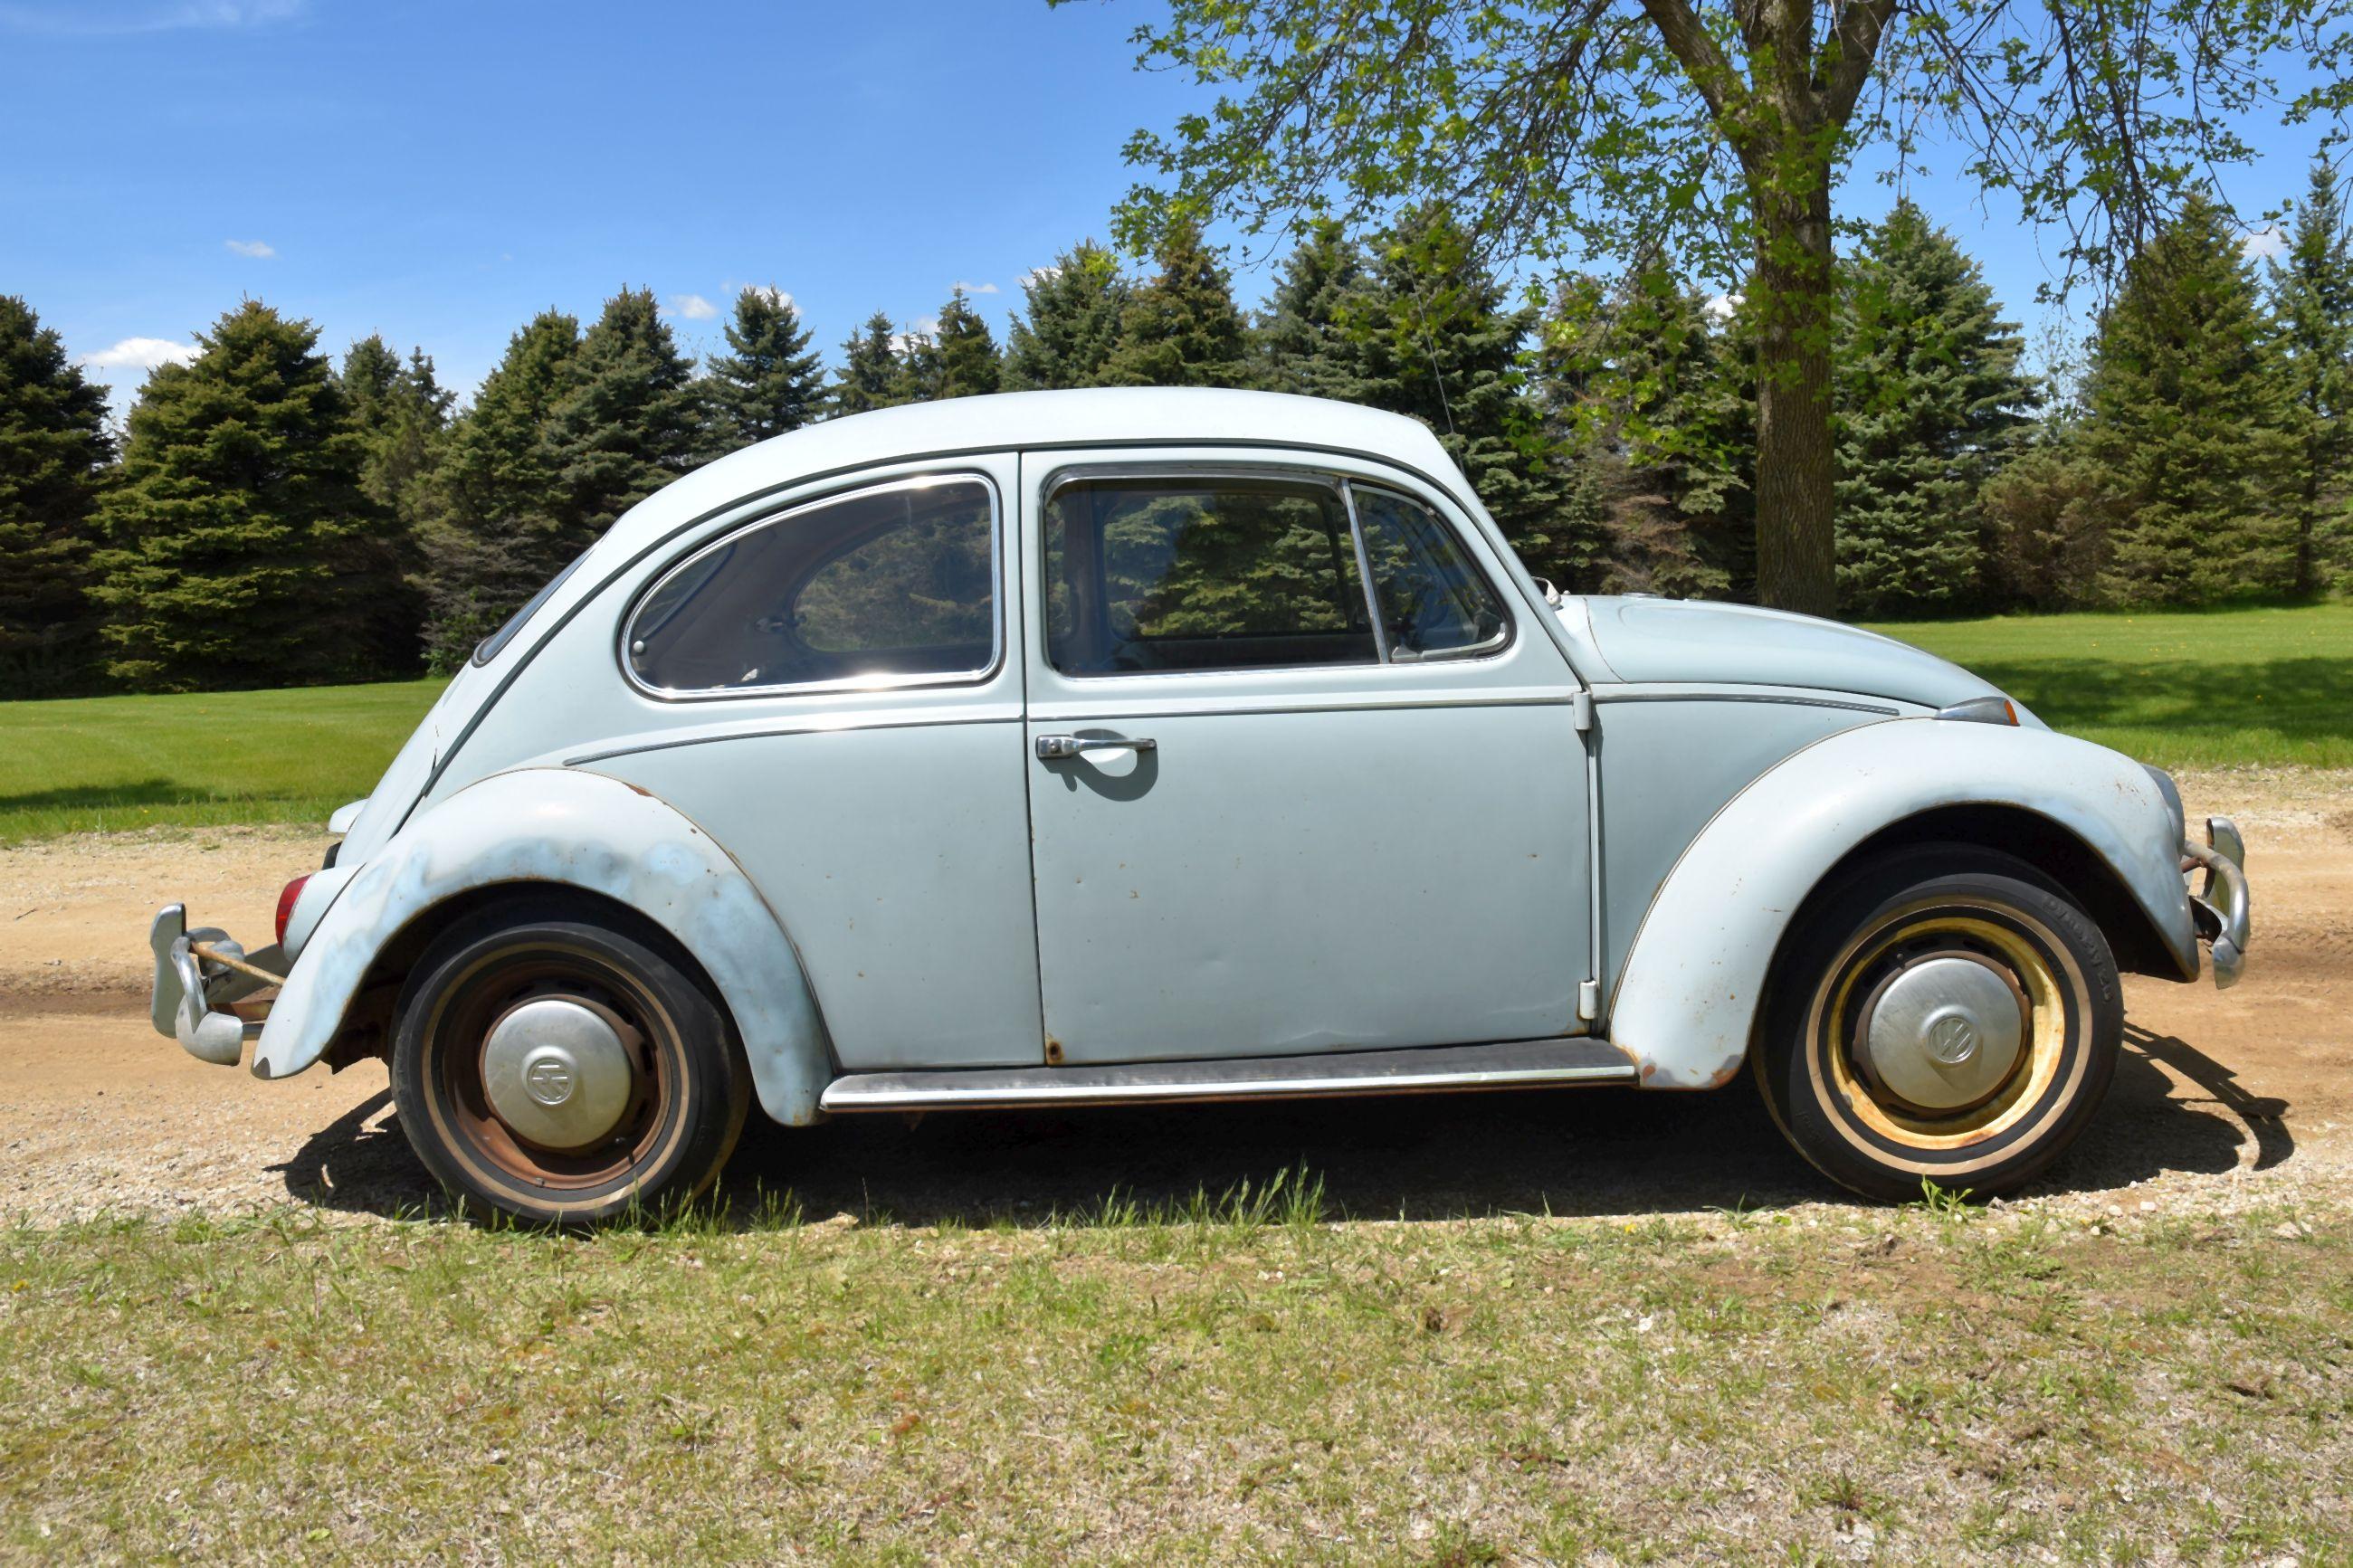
left=1035, top=460, right=1515, bottom=680
left=617, top=470, right=1005, bottom=703
left=1347, top=480, right=1514, bottom=663
left=1336, top=480, right=1393, bottom=664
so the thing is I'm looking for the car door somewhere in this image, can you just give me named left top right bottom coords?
left=591, top=460, right=1044, bottom=1072
left=1021, top=451, right=1593, bottom=1066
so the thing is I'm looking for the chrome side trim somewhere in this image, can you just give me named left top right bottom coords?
left=1592, top=690, right=1902, bottom=717
left=819, top=1036, right=1638, bottom=1111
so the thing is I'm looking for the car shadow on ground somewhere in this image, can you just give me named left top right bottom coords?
left=276, top=1026, right=2292, bottom=1228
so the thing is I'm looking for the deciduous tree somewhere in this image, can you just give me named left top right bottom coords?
left=1100, top=0, right=2352, bottom=615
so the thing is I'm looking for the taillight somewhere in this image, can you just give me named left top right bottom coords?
left=275, top=874, right=312, bottom=948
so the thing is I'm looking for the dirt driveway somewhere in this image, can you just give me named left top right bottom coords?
left=4, top=771, right=2348, bottom=1226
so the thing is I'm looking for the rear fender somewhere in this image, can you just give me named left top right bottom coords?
left=254, top=767, right=832, bottom=1126
left=1609, top=720, right=2195, bottom=1088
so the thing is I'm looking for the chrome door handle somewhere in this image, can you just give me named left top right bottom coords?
left=1035, top=733, right=1156, bottom=761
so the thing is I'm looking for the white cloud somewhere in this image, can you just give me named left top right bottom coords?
left=1703, top=291, right=1742, bottom=321
left=667, top=293, right=719, bottom=319
left=951, top=280, right=1000, bottom=296
left=744, top=284, right=795, bottom=309
left=1019, top=266, right=1062, bottom=290
left=890, top=317, right=941, bottom=355
left=224, top=238, right=275, bottom=259
left=0, top=0, right=303, bottom=34
left=2241, top=225, right=2290, bottom=262
left=81, top=336, right=200, bottom=370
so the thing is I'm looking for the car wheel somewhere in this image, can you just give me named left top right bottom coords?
left=1755, top=846, right=2121, bottom=1202
left=390, top=898, right=750, bottom=1225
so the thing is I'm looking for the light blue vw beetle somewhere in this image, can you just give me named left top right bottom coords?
left=150, top=390, right=2250, bottom=1222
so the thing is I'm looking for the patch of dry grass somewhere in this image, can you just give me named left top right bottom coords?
left=4, top=1187, right=2348, bottom=1563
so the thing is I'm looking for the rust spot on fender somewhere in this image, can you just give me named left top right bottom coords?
left=1043, top=1035, right=1064, bottom=1066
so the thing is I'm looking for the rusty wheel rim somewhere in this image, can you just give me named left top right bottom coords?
left=428, top=944, right=678, bottom=1192
left=1822, top=908, right=2067, bottom=1150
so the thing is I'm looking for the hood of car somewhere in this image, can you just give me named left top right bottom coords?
left=1573, top=596, right=2003, bottom=710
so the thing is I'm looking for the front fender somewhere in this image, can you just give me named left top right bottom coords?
left=254, top=767, right=833, bottom=1126
left=1610, top=720, right=2195, bottom=1088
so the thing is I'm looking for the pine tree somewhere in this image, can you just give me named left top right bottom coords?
left=2083, top=193, right=2293, bottom=605
left=341, top=337, right=452, bottom=520
left=902, top=288, right=1002, bottom=401
left=1005, top=242, right=1130, bottom=389
left=0, top=295, right=114, bottom=697
left=1351, top=207, right=1596, bottom=585
left=90, top=301, right=398, bottom=691
left=418, top=310, right=581, bottom=670
left=831, top=312, right=909, bottom=415
left=1101, top=217, right=1254, bottom=388
left=1981, top=436, right=2109, bottom=609
left=339, top=336, right=450, bottom=671
left=2265, top=159, right=2353, bottom=594
left=545, top=287, right=706, bottom=544
left=1255, top=221, right=1375, bottom=402
left=1544, top=265, right=1754, bottom=598
left=706, top=286, right=824, bottom=451
left=1834, top=202, right=2038, bottom=617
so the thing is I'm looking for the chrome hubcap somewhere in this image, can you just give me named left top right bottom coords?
left=481, top=997, right=634, bottom=1150
left=1858, top=954, right=2027, bottom=1113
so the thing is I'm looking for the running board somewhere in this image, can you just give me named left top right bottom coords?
left=819, top=1036, right=1637, bottom=1113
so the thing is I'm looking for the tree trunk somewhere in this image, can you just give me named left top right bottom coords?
left=1749, top=183, right=1840, bottom=618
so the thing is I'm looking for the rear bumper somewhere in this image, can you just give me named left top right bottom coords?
left=148, top=904, right=283, bottom=1065
left=2181, top=816, right=2250, bottom=989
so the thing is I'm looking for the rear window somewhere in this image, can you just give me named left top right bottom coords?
left=625, top=477, right=997, bottom=695
left=472, top=553, right=586, bottom=667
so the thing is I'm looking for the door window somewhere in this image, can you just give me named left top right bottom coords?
left=1044, top=476, right=1375, bottom=676
left=626, top=476, right=996, bottom=695
left=1352, top=487, right=1510, bottom=659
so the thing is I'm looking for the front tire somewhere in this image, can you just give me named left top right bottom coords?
left=390, top=898, right=750, bottom=1225
left=1756, top=846, right=2121, bottom=1202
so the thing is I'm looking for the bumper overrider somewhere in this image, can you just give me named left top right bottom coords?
left=148, top=903, right=286, bottom=1066
left=2182, top=815, right=2252, bottom=989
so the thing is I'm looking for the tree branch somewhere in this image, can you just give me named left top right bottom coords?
left=1638, top=0, right=1756, bottom=136
left=1822, top=0, right=1902, bottom=128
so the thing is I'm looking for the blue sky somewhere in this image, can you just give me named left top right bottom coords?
left=2, top=0, right=2336, bottom=417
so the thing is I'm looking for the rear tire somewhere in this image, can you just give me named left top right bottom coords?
left=390, top=898, right=750, bottom=1226
left=1755, top=846, right=2121, bottom=1202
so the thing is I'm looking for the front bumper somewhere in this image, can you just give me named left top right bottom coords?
left=2181, top=816, right=2251, bottom=989
left=148, top=904, right=284, bottom=1065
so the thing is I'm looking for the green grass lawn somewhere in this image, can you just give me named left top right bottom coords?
left=0, top=603, right=2344, bottom=842
left=1868, top=600, right=2353, bottom=771
left=0, top=678, right=444, bottom=842
left=4, top=1194, right=2347, bottom=1561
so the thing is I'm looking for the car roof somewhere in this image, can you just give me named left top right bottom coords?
left=597, top=387, right=1464, bottom=564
